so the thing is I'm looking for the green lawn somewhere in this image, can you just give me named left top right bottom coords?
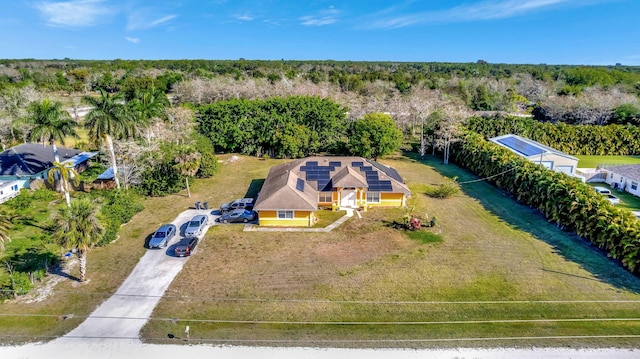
left=2, top=154, right=640, bottom=348
left=576, top=155, right=640, bottom=168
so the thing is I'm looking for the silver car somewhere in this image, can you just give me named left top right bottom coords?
left=148, top=224, right=177, bottom=249
left=184, top=215, right=208, bottom=236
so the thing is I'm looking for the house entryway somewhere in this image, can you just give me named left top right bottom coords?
left=340, top=189, right=356, bottom=207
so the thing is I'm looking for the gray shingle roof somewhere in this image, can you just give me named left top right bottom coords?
left=601, top=164, right=640, bottom=182
left=254, top=156, right=410, bottom=211
left=0, top=143, right=88, bottom=176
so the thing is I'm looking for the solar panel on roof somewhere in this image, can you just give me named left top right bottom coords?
left=496, top=136, right=545, bottom=157
left=351, top=161, right=363, bottom=167
left=379, top=180, right=393, bottom=191
left=361, top=166, right=373, bottom=172
left=329, top=161, right=341, bottom=167
left=306, top=161, right=318, bottom=166
left=296, top=178, right=305, bottom=192
left=317, top=180, right=330, bottom=191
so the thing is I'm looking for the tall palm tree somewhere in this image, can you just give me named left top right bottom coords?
left=48, top=160, right=80, bottom=207
left=129, top=87, right=170, bottom=145
left=53, top=197, right=103, bottom=282
left=83, top=89, right=134, bottom=190
left=173, top=148, right=201, bottom=198
left=24, top=98, right=78, bottom=162
left=0, top=208, right=15, bottom=251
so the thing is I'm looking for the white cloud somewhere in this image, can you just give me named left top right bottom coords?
left=127, top=11, right=177, bottom=31
left=366, top=0, right=598, bottom=29
left=299, top=6, right=340, bottom=26
left=125, top=37, right=140, bottom=44
left=35, top=0, right=113, bottom=28
left=235, top=14, right=255, bottom=21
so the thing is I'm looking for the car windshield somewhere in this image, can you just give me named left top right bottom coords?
left=155, top=231, right=166, bottom=238
left=188, top=221, right=200, bottom=227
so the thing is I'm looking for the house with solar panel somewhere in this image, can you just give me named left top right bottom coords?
left=0, top=143, right=98, bottom=190
left=253, top=156, right=411, bottom=227
left=490, top=134, right=579, bottom=175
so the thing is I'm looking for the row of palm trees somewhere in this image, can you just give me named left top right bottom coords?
left=452, top=131, right=640, bottom=274
left=2, top=87, right=171, bottom=284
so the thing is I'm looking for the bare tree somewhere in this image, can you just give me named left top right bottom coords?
left=435, top=104, right=470, bottom=165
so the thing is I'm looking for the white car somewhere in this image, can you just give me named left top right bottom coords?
left=593, top=186, right=620, bottom=205
left=184, top=215, right=208, bottom=236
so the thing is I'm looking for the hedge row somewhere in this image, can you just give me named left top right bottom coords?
left=452, top=131, right=640, bottom=274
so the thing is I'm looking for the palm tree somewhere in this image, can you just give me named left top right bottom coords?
left=53, top=197, right=103, bottom=282
left=173, top=148, right=201, bottom=198
left=48, top=160, right=80, bottom=207
left=83, top=89, right=134, bottom=190
left=24, top=98, right=78, bottom=162
left=0, top=208, right=15, bottom=251
left=129, top=87, right=170, bottom=144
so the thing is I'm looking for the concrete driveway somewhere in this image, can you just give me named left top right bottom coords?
left=53, top=208, right=218, bottom=344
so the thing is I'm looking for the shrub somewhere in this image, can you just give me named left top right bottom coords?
left=428, top=179, right=460, bottom=199
left=197, top=151, right=218, bottom=178
left=4, top=190, right=33, bottom=210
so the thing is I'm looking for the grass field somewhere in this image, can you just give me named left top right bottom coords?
left=138, top=154, right=640, bottom=348
left=576, top=155, right=640, bottom=168
left=2, top=154, right=640, bottom=348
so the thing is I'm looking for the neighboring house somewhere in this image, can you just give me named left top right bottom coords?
left=0, top=143, right=98, bottom=189
left=490, top=134, right=579, bottom=175
left=254, top=156, right=411, bottom=227
left=0, top=180, right=20, bottom=204
left=601, top=164, right=640, bottom=197
left=92, top=167, right=117, bottom=190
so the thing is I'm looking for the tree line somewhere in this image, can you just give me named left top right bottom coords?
left=466, top=115, right=640, bottom=156
left=196, top=96, right=402, bottom=159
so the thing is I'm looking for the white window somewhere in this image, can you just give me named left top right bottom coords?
left=318, top=192, right=332, bottom=203
left=632, top=182, right=638, bottom=191
left=366, top=192, right=380, bottom=203
left=277, top=210, right=294, bottom=219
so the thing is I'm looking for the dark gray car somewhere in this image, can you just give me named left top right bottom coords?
left=148, top=224, right=176, bottom=249
left=174, top=237, right=199, bottom=257
left=216, top=209, right=257, bottom=223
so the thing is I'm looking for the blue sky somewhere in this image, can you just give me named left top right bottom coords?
left=1, top=0, right=638, bottom=65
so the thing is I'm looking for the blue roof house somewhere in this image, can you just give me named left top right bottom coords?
left=0, top=143, right=98, bottom=190
left=490, top=134, right=579, bottom=175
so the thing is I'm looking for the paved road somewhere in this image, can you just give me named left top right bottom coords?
left=53, top=208, right=217, bottom=344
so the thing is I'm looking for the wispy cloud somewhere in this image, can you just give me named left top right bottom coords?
left=125, top=36, right=140, bottom=44
left=366, top=0, right=598, bottom=29
left=235, top=14, right=255, bottom=21
left=127, top=11, right=177, bottom=31
left=35, top=0, right=113, bottom=28
left=299, top=6, right=340, bottom=26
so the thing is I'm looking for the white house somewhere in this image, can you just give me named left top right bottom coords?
left=601, top=164, right=640, bottom=197
left=0, top=180, right=20, bottom=204
left=490, top=134, right=579, bottom=175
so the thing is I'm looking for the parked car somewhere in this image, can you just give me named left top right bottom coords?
left=216, top=209, right=257, bottom=223
left=220, top=198, right=254, bottom=213
left=184, top=214, right=208, bottom=236
left=174, top=236, right=199, bottom=257
left=594, top=186, right=621, bottom=204
left=148, top=224, right=176, bottom=249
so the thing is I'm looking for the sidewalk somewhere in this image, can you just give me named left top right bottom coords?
left=244, top=209, right=356, bottom=232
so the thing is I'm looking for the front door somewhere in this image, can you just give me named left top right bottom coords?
left=341, top=189, right=356, bottom=207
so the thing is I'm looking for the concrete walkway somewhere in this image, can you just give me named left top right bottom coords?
left=244, top=208, right=355, bottom=232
